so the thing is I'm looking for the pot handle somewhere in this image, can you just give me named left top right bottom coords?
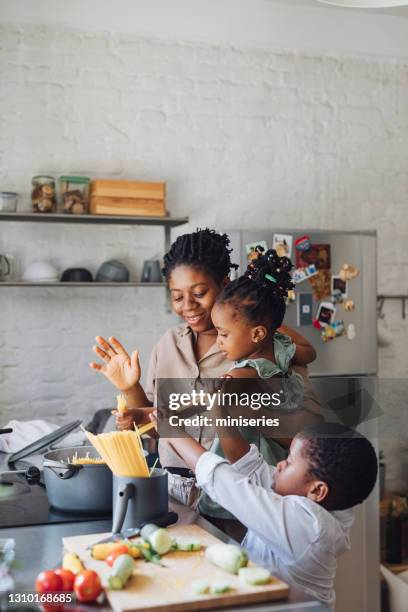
left=112, top=483, right=135, bottom=534
left=46, top=464, right=83, bottom=480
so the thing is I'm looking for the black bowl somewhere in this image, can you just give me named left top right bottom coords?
left=61, top=268, right=93, bottom=282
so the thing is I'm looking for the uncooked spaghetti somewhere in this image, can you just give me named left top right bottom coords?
left=68, top=451, right=105, bottom=465
left=83, top=428, right=149, bottom=477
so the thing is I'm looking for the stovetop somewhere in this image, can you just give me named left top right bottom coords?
left=0, top=471, right=112, bottom=529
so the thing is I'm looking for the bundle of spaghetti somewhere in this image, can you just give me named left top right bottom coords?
left=69, top=451, right=105, bottom=465
left=83, top=429, right=149, bottom=477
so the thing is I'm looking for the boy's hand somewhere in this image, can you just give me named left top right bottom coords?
left=90, top=336, right=141, bottom=391
left=112, top=407, right=153, bottom=431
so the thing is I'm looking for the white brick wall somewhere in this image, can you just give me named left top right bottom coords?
left=0, top=22, right=407, bottom=486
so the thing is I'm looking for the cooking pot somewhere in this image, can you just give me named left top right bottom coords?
left=43, top=446, right=112, bottom=514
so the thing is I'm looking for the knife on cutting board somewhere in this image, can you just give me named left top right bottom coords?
left=88, top=510, right=178, bottom=547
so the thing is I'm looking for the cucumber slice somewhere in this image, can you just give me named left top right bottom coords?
left=191, top=580, right=209, bottom=594
left=175, top=538, right=201, bottom=552
left=148, top=528, right=172, bottom=555
left=140, top=523, right=159, bottom=540
left=238, top=566, right=271, bottom=586
left=210, top=581, right=231, bottom=594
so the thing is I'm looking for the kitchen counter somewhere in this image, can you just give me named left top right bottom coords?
left=0, top=497, right=328, bottom=612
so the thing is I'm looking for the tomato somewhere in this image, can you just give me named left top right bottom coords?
left=73, top=570, right=102, bottom=602
left=35, top=570, right=64, bottom=594
left=54, top=568, right=75, bottom=591
left=105, top=544, right=129, bottom=567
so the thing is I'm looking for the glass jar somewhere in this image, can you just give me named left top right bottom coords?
left=31, top=176, right=57, bottom=213
left=59, top=176, right=90, bottom=214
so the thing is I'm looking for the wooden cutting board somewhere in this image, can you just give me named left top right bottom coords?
left=63, top=525, right=289, bottom=612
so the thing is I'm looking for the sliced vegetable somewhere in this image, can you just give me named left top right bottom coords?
left=174, top=538, right=201, bottom=552
left=205, top=544, right=248, bottom=574
left=146, top=528, right=172, bottom=555
left=140, top=523, right=159, bottom=540
left=107, top=554, right=135, bottom=590
left=210, top=581, right=231, bottom=594
left=62, top=552, right=84, bottom=575
left=191, top=580, right=209, bottom=595
left=238, top=566, right=271, bottom=586
left=105, top=545, right=130, bottom=567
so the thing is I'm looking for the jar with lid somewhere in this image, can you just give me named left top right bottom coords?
left=31, top=176, right=57, bottom=213
left=59, top=176, right=90, bottom=214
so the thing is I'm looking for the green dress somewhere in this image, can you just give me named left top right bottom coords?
left=198, top=332, right=304, bottom=519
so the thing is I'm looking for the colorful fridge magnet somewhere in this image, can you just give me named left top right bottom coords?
left=343, top=299, right=355, bottom=312
left=339, top=264, right=360, bottom=282
left=272, top=234, right=293, bottom=259
left=321, top=320, right=345, bottom=342
left=295, top=235, right=312, bottom=253
left=245, top=241, right=268, bottom=263
left=347, top=323, right=356, bottom=340
left=296, top=244, right=331, bottom=270
left=331, top=275, right=347, bottom=298
left=315, top=301, right=336, bottom=327
left=292, top=264, right=318, bottom=284
left=309, top=270, right=331, bottom=300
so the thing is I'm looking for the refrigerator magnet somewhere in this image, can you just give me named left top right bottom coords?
left=309, top=270, right=331, bottom=300
left=296, top=244, right=331, bottom=271
left=245, top=241, right=268, bottom=262
left=292, top=264, right=318, bottom=284
left=331, top=275, right=347, bottom=297
left=316, top=301, right=336, bottom=327
left=272, top=234, right=293, bottom=259
left=321, top=320, right=345, bottom=342
left=343, top=299, right=355, bottom=312
left=339, top=264, right=360, bottom=281
left=295, top=235, right=312, bottom=253
left=347, top=323, right=356, bottom=340
left=297, top=294, right=313, bottom=326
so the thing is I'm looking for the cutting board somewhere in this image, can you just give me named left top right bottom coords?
left=63, top=525, right=289, bottom=612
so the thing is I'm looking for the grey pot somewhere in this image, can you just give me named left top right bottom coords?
left=43, top=446, right=112, bottom=514
left=112, top=469, right=168, bottom=532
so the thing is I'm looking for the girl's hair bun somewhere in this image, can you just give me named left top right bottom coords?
left=245, top=248, right=294, bottom=299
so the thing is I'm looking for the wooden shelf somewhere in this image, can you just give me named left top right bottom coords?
left=1, top=282, right=166, bottom=287
left=0, top=212, right=188, bottom=227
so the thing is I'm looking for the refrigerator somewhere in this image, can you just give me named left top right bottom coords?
left=226, top=229, right=380, bottom=612
left=229, top=229, right=377, bottom=376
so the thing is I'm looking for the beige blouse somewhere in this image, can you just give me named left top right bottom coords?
left=144, top=322, right=231, bottom=468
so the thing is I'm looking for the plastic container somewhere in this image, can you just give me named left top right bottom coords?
left=59, top=176, right=90, bottom=214
left=0, top=192, right=18, bottom=212
left=31, top=176, right=57, bottom=213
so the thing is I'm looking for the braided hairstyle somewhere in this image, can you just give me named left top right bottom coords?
left=216, top=246, right=294, bottom=331
left=162, top=228, right=238, bottom=284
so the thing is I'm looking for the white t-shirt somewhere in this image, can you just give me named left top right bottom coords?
left=196, top=444, right=354, bottom=609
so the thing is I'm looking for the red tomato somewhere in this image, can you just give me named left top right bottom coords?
left=54, top=568, right=75, bottom=591
left=105, top=544, right=129, bottom=567
left=74, top=570, right=102, bottom=603
left=35, top=570, right=64, bottom=594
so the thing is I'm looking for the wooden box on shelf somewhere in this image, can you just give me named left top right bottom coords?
left=90, top=179, right=166, bottom=217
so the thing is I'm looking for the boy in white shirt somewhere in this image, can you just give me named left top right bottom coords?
left=152, top=418, right=378, bottom=609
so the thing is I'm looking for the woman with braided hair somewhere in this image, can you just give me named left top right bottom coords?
left=90, top=230, right=317, bottom=521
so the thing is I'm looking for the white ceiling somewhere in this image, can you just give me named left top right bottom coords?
left=275, top=0, right=408, bottom=18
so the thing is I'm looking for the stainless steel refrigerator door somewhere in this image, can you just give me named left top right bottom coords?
left=236, top=230, right=377, bottom=376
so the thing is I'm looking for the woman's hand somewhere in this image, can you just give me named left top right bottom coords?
left=90, top=336, right=141, bottom=391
